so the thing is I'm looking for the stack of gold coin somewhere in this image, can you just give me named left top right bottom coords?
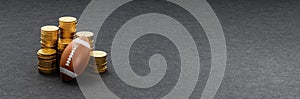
left=37, top=25, right=59, bottom=74
left=74, top=31, right=95, bottom=50
left=57, top=16, right=77, bottom=65
left=40, top=25, right=59, bottom=48
left=59, top=16, right=77, bottom=39
left=90, top=51, right=107, bottom=73
left=37, top=49, right=57, bottom=74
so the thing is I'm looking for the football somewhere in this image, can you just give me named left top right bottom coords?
left=60, top=36, right=91, bottom=81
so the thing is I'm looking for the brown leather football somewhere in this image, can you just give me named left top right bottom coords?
left=60, top=36, right=91, bottom=81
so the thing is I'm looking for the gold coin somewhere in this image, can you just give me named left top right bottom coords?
left=91, top=65, right=107, bottom=73
left=59, top=16, right=77, bottom=23
left=37, top=54, right=56, bottom=60
left=37, top=48, right=56, bottom=56
left=41, top=25, right=59, bottom=32
left=75, top=31, right=94, bottom=38
left=59, top=24, right=77, bottom=27
left=60, top=28, right=76, bottom=35
left=41, top=44, right=56, bottom=49
left=57, top=48, right=65, bottom=52
left=38, top=66, right=56, bottom=75
left=95, top=57, right=106, bottom=61
left=95, top=61, right=107, bottom=67
left=97, top=65, right=107, bottom=73
left=58, top=38, right=72, bottom=44
left=88, top=42, right=95, bottom=50
left=90, top=51, right=107, bottom=58
left=89, top=42, right=94, bottom=45
left=59, top=25, right=76, bottom=30
left=88, top=64, right=107, bottom=73
left=60, top=30, right=76, bottom=33
left=95, top=58, right=106, bottom=65
left=57, top=41, right=70, bottom=51
left=74, top=31, right=94, bottom=42
left=90, top=41, right=94, bottom=46
left=60, top=36, right=74, bottom=39
left=99, top=65, right=107, bottom=70
left=40, top=41, right=57, bottom=48
left=57, top=46, right=67, bottom=51
left=37, top=53, right=56, bottom=59
left=40, top=39, right=57, bottom=45
left=60, top=25, right=76, bottom=29
left=41, top=33, right=58, bottom=39
left=57, top=43, right=67, bottom=48
left=59, top=16, right=77, bottom=28
left=60, top=34, right=75, bottom=39
left=38, top=59, right=56, bottom=68
left=40, top=37, right=57, bottom=42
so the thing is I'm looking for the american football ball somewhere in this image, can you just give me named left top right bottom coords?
left=60, top=36, right=91, bottom=81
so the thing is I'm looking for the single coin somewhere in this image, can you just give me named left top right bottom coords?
left=41, top=25, right=59, bottom=32
left=58, top=38, right=73, bottom=44
left=90, top=51, right=107, bottom=58
left=59, top=16, right=77, bottom=23
left=75, top=31, right=94, bottom=38
left=38, top=66, right=56, bottom=75
left=37, top=48, right=56, bottom=56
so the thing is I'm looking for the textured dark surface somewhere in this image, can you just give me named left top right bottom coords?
left=0, top=0, right=300, bottom=99
left=210, top=0, right=300, bottom=99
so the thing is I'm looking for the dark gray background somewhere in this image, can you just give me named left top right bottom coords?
left=0, top=0, right=300, bottom=99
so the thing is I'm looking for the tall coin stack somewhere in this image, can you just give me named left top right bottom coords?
left=90, top=51, right=108, bottom=73
left=37, top=25, right=59, bottom=74
left=74, top=31, right=96, bottom=72
left=57, top=16, right=77, bottom=65
left=74, top=31, right=95, bottom=50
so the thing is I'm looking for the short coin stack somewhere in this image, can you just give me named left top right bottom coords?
left=74, top=31, right=95, bottom=50
left=37, top=26, right=59, bottom=74
left=90, top=51, right=108, bottom=73
left=57, top=16, right=77, bottom=65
